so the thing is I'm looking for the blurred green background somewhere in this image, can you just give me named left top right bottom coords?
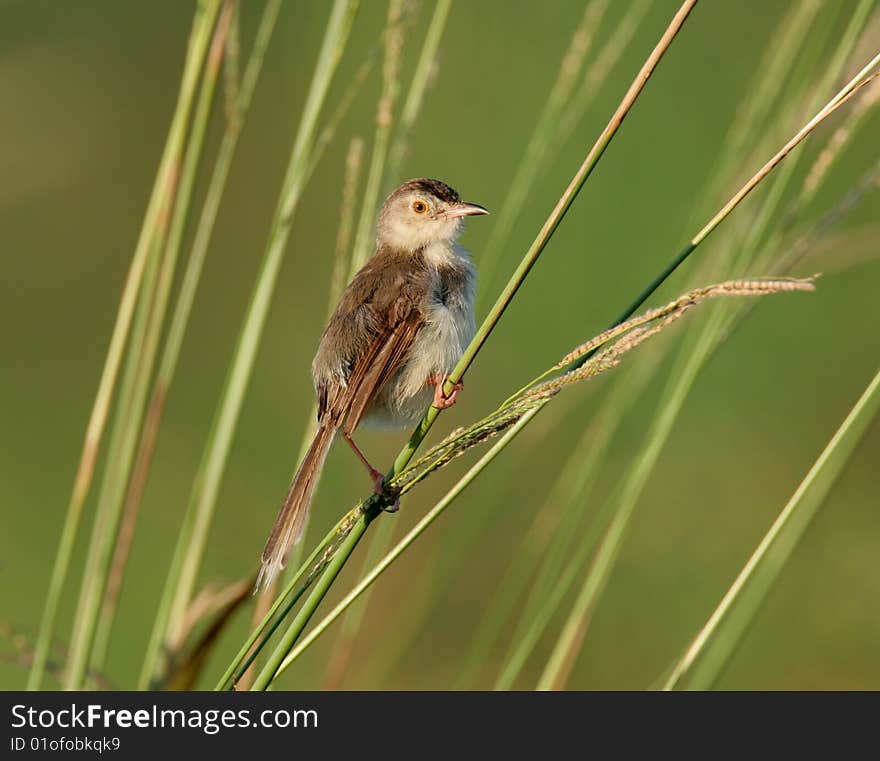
left=2, top=0, right=878, bottom=690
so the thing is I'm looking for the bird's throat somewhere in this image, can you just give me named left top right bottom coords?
left=420, top=240, right=467, bottom=269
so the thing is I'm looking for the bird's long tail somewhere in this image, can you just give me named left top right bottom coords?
left=257, top=424, right=335, bottom=591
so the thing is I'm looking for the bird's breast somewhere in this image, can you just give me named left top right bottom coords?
left=364, top=247, right=476, bottom=427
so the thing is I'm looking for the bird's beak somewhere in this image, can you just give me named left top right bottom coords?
left=443, top=201, right=490, bottom=218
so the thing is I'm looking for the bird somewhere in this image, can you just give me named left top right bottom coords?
left=258, top=178, right=489, bottom=589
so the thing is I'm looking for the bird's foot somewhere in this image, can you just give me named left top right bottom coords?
left=370, top=469, right=400, bottom=512
left=431, top=375, right=463, bottom=410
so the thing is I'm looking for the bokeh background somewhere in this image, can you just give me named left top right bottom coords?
left=2, top=0, right=878, bottom=690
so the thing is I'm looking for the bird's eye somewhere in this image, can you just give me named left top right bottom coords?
left=412, top=200, right=428, bottom=214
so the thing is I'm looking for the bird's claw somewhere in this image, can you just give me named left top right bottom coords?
left=432, top=376, right=463, bottom=410
left=371, top=470, right=400, bottom=512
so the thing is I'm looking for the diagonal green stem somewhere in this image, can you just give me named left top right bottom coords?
left=252, top=0, right=699, bottom=688
left=536, top=46, right=880, bottom=691
left=288, top=18, right=880, bottom=693
left=392, top=0, right=700, bottom=477
left=269, top=409, right=539, bottom=682
left=663, top=365, right=880, bottom=690
left=477, top=0, right=613, bottom=299
left=214, top=507, right=356, bottom=690
left=322, top=0, right=457, bottom=687
left=261, top=275, right=815, bottom=679
left=480, top=0, right=840, bottom=691
left=251, top=507, right=377, bottom=689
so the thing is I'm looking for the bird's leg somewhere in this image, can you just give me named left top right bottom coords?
left=342, top=432, right=400, bottom=512
left=342, top=432, right=384, bottom=489
left=430, top=374, right=463, bottom=410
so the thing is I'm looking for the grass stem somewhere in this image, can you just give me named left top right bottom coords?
left=251, top=0, right=699, bottom=686
left=138, top=0, right=360, bottom=689
left=663, top=365, right=880, bottom=689
left=26, top=0, right=222, bottom=692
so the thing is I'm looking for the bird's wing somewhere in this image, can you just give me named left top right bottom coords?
left=315, top=268, right=424, bottom=435
left=340, top=295, right=423, bottom=434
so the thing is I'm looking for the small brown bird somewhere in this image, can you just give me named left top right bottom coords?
left=258, top=178, right=488, bottom=588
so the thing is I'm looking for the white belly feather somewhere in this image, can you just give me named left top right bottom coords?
left=364, top=242, right=475, bottom=428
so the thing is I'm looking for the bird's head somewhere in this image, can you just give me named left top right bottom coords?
left=376, top=178, right=488, bottom=252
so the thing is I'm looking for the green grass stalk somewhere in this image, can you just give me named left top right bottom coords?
left=267, top=276, right=815, bottom=679
left=221, top=1, right=241, bottom=121
left=385, top=0, right=454, bottom=181
left=480, top=0, right=651, bottom=303
left=348, top=0, right=406, bottom=275
left=393, top=0, right=699, bottom=474
left=802, top=78, right=880, bottom=197
left=87, top=2, right=238, bottom=672
left=702, top=0, right=825, bottom=205
left=62, top=1, right=226, bottom=690
left=355, top=24, right=880, bottom=693
left=98, top=1, right=282, bottom=642
left=214, top=507, right=358, bottom=690
left=248, top=5, right=416, bottom=611
left=242, top=1, right=457, bottom=674
left=327, top=137, right=366, bottom=318
left=65, top=218, right=167, bottom=691
left=26, top=0, right=222, bottom=692
left=477, top=0, right=612, bottom=298
left=255, top=138, right=365, bottom=610
left=481, top=13, right=826, bottom=660
left=242, top=135, right=366, bottom=688
left=319, top=1, right=458, bottom=687
left=534, top=351, right=702, bottom=690
left=250, top=0, right=699, bottom=687
left=320, top=515, right=395, bottom=688
left=138, top=0, right=360, bottom=690
left=535, top=46, right=880, bottom=689
left=459, top=356, right=661, bottom=688
left=122, top=4, right=281, bottom=686
left=663, top=365, right=880, bottom=690
left=492, top=163, right=875, bottom=688
left=251, top=511, right=374, bottom=689
left=430, top=1, right=654, bottom=684
left=268, top=410, right=539, bottom=683
left=487, top=403, right=637, bottom=689
left=493, top=481, right=608, bottom=690
left=556, top=0, right=653, bottom=144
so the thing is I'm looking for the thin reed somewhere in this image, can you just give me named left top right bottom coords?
left=9, top=1, right=880, bottom=694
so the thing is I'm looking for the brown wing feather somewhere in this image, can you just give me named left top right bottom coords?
left=260, top=253, right=427, bottom=589
left=314, top=251, right=427, bottom=434
left=342, top=309, right=422, bottom=434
